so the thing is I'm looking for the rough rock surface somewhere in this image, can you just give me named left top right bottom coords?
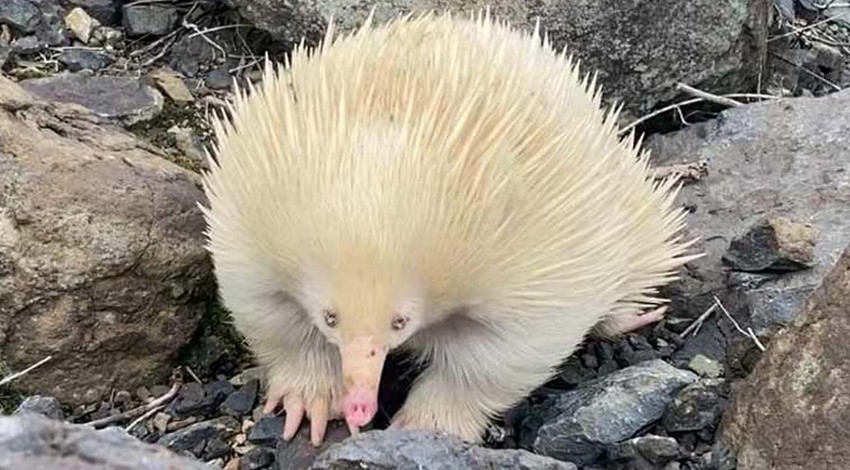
left=224, top=0, right=770, bottom=120
left=518, top=359, right=697, bottom=465
left=0, top=415, right=210, bottom=470
left=718, top=245, right=850, bottom=470
left=310, top=429, right=577, bottom=470
left=19, top=73, right=163, bottom=125
left=648, top=88, right=850, bottom=362
left=13, top=395, right=64, bottom=421
left=0, top=76, right=212, bottom=405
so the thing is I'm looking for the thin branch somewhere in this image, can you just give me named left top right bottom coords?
left=680, top=301, right=718, bottom=339
left=0, top=356, right=52, bottom=387
left=618, top=93, right=780, bottom=136
left=87, top=381, right=180, bottom=428
left=125, top=404, right=165, bottom=432
left=713, top=295, right=766, bottom=352
left=676, top=83, right=744, bottom=108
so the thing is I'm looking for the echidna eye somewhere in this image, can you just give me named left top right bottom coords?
left=391, top=315, right=407, bottom=331
left=323, top=310, right=338, bottom=328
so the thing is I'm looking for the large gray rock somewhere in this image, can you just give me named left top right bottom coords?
left=0, top=76, right=212, bottom=405
left=647, top=88, right=850, bottom=367
left=518, top=360, right=697, bottom=466
left=224, top=0, right=770, bottom=121
left=0, top=415, right=209, bottom=470
left=19, top=73, right=163, bottom=126
left=718, top=245, right=850, bottom=470
left=310, top=429, right=577, bottom=470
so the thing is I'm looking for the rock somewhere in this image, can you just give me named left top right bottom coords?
left=153, top=412, right=172, bottom=434
left=58, top=48, right=112, bottom=71
left=0, top=76, right=211, bottom=405
left=13, top=395, right=64, bottom=420
left=90, top=25, right=123, bottom=48
left=0, top=0, right=43, bottom=34
left=157, top=416, right=240, bottom=460
left=608, top=435, right=681, bottom=469
left=206, top=379, right=237, bottom=407
left=277, top=420, right=349, bottom=469
left=122, top=4, right=180, bottom=37
left=310, top=429, right=578, bottom=470
left=11, top=34, right=45, bottom=54
left=662, top=379, right=728, bottom=433
left=242, top=446, right=275, bottom=469
left=0, top=415, right=209, bottom=469
left=66, top=0, right=120, bottom=25
left=0, top=0, right=67, bottom=46
left=167, top=380, right=234, bottom=418
left=220, top=379, right=259, bottom=417
left=205, top=68, right=233, bottom=90
left=519, top=359, right=697, bottom=465
left=719, top=245, right=850, bottom=469
left=647, top=88, right=850, bottom=346
left=687, top=354, right=724, bottom=378
left=225, top=0, right=770, bottom=121
left=148, top=68, right=195, bottom=104
left=19, top=73, right=163, bottom=125
left=723, top=217, right=817, bottom=272
left=65, top=7, right=99, bottom=44
left=247, top=416, right=283, bottom=446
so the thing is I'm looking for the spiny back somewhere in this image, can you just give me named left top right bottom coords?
left=203, top=11, right=694, bottom=317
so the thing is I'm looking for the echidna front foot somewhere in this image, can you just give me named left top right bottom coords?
left=262, top=377, right=347, bottom=446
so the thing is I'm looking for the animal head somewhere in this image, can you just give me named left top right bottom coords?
left=295, top=244, right=426, bottom=427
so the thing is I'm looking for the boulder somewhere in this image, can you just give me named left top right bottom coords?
left=224, top=0, right=770, bottom=121
left=0, top=415, right=209, bottom=470
left=0, top=75, right=213, bottom=405
left=718, top=245, right=850, bottom=469
left=310, top=429, right=578, bottom=470
left=647, top=88, right=850, bottom=369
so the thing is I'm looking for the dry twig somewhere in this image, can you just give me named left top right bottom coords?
left=713, top=295, right=766, bottom=352
left=679, top=301, right=719, bottom=339
left=0, top=356, right=53, bottom=387
left=125, top=404, right=166, bottom=432
left=676, top=83, right=744, bottom=108
left=87, top=381, right=181, bottom=429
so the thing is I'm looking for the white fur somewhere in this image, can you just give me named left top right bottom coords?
left=200, top=10, right=701, bottom=442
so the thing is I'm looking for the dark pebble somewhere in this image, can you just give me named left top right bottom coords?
left=662, top=379, right=728, bottom=433
left=157, top=416, right=240, bottom=460
left=248, top=416, right=283, bottom=446
left=205, top=68, right=233, bottom=90
left=122, top=4, right=179, bottom=37
left=205, top=379, right=237, bottom=408
left=59, top=49, right=113, bottom=71
left=242, top=446, right=276, bottom=470
left=220, top=379, right=259, bottom=417
left=12, top=35, right=45, bottom=54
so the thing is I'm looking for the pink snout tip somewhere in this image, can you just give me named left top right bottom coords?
left=343, top=390, right=378, bottom=427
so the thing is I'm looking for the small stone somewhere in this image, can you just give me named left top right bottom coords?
left=150, top=385, right=170, bottom=397
left=205, top=68, right=233, bottom=90
left=230, top=367, right=265, bottom=387
left=12, top=35, right=44, bottom=54
left=609, top=435, right=681, bottom=467
left=248, top=416, right=283, bottom=446
left=136, top=386, right=152, bottom=402
left=581, top=352, right=598, bottom=369
left=167, top=382, right=207, bottom=417
left=153, top=411, right=172, bottom=434
left=122, top=4, right=180, bottom=37
left=157, top=416, right=240, bottom=459
left=0, top=0, right=41, bottom=33
left=90, top=26, right=123, bottom=48
left=220, top=379, right=259, bottom=417
left=66, top=0, right=119, bottom=25
left=149, top=67, right=194, bottom=104
left=242, top=446, right=275, bottom=470
left=65, top=7, right=100, bottom=44
left=687, top=354, right=724, bottom=378
left=662, top=379, right=728, bottom=433
left=205, top=379, right=237, bottom=408
left=722, top=217, right=817, bottom=272
left=13, top=396, right=64, bottom=421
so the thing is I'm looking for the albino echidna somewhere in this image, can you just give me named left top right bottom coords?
left=200, top=10, right=700, bottom=447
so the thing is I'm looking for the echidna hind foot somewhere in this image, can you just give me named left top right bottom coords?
left=596, top=306, right=668, bottom=337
